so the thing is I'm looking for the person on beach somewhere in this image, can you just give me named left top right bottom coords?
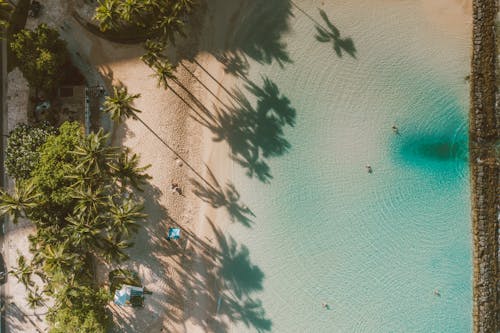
left=392, top=125, right=399, bottom=134
left=366, top=164, right=372, bottom=173
left=171, top=183, right=183, bottom=195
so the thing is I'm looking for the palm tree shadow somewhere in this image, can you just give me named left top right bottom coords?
left=208, top=218, right=271, bottom=332
left=190, top=166, right=255, bottom=228
left=220, top=0, right=294, bottom=68
left=157, top=217, right=271, bottom=332
left=216, top=52, right=250, bottom=78
left=315, top=9, right=356, bottom=58
left=208, top=76, right=296, bottom=183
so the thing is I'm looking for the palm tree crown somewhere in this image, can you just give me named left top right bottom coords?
left=102, top=86, right=141, bottom=123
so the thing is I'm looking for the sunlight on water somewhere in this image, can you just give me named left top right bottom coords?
left=222, top=1, right=472, bottom=332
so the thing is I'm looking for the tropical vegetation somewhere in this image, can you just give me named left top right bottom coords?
left=0, top=0, right=12, bottom=35
left=10, top=24, right=68, bottom=93
left=5, top=122, right=57, bottom=180
left=102, top=86, right=141, bottom=122
left=141, top=39, right=178, bottom=89
left=0, top=121, right=150, bottom=332
left=94, top=0, right=195, bottom=45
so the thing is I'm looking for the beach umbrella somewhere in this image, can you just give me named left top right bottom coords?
left=167, top=227, right=181, bottom=240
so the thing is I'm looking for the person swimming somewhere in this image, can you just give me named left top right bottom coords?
left=366, top=164, right=373, bottom=173
left=433, top=288, right=441, bottom=297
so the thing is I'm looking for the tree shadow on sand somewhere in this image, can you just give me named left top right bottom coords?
left=107, top=180, right=182, bottom=333
left=208, top=76, right=296, bottom=183
left=191, top=166, right=255, bottom=228
left=216, top=52, right=250, bottom=78
left=162, top=218, right=271, bottom=332
left=315, top=9, right=356, bottom=58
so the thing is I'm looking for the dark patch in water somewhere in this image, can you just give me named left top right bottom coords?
left=415, top=140, right=467, bottom=161
left=396, top=134, right=468, bottom=165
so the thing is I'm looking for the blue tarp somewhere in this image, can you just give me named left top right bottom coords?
left=167, top=228, right=181, bottom=240
left=114, top=285, right=144, bottom=306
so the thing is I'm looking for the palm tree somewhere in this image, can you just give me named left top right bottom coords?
left=94, top=0, right=121, bottom=32
left=118, top=0, right=144, bottom=23
left=155, top=14, right=185, bottom=45
left=152, top=59, right=177, bottom=89
left=141, top=39, right=166, bottom=67
left=26, top=285, right=45, bottom=310
left=108, top=198, right=146, bottom=237
left=108, top=148, right=151, bottom=190
left=72, top=129, right=117, bottom=175
left=70, top=185, right=108, bottom=218
left=173, top=0, right=195, bottom=12
left=65, top=215, right=103, bottom=252
left=0, top=180, right=39, bottom=223
left=102, top=86, right=141, bottom=123
left=99, top=235, right=131, bottom=262
left=10, top=255, right=34, bottom=288
left=0, top=0, right=12, bottom=35
left=41, top=244, right=82, bottom=275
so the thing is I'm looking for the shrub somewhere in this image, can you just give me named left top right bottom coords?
left=10, top=24, right=68, bottom=92
left=5, top=122, right=57, bottom=180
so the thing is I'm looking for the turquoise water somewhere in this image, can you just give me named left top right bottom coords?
left=221, top=1, right=472, bottom=332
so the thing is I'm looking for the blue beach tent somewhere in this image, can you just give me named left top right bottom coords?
left=167, top=227, right=181, bottom=240
left=114, top=284, right=144, bottom=307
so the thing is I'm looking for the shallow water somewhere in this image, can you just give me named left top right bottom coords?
left=221, top=1, right=472, bottom=332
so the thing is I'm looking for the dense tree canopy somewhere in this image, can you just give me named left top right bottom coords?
left=5, top=123, right=57, bottom=180
left=0, top=121, right=150, bottom=332
left=94, top=0, right=195, bottom=45
left=0, top=0, right=12, bottom=35
left=10, top=24, right=68, bottom=92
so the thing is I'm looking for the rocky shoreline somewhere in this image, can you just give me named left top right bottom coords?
left=469, top=0, right=499, bottom=332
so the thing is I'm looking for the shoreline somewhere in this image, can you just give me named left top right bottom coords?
left=468, top=0, right=499, bottom=332
left=0, top=0, right=483, bottom=331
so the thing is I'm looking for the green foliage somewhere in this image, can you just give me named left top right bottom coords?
left=102, top=86, right=141, bottom=123
left=5, top=123, right=57, bottom=180
left=48, top=286, right=111, bottom=333
left=0, top=0, right=12, bottom=34
left=0, top=121, right=150, bottom=332
left=6, top=0, right=30, bottom=72
left=31, top=122, right=82, bottom=211
left=94, top=0, right=195, bottom=44
left=109, top=268, right=141, bottom=293
left=140, top=41, right=177, bottom=88
left=0, top=180, right=40, bottom=223
left=10, top=24, right=68, bottom=92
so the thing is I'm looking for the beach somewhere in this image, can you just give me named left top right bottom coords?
left=1, top=0, right=475, bottom=332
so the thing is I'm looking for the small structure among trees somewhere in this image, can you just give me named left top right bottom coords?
left=1, top=121, right=151, bottom=332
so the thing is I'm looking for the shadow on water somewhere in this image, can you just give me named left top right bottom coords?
left=288, top=2, right=356, bottom=58
left=208, top=76, right=297, bottom=183
left=314, top=9, right=357, bottom=58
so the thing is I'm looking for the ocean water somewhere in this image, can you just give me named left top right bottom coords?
left=222, top=1, right=472, bottom=332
